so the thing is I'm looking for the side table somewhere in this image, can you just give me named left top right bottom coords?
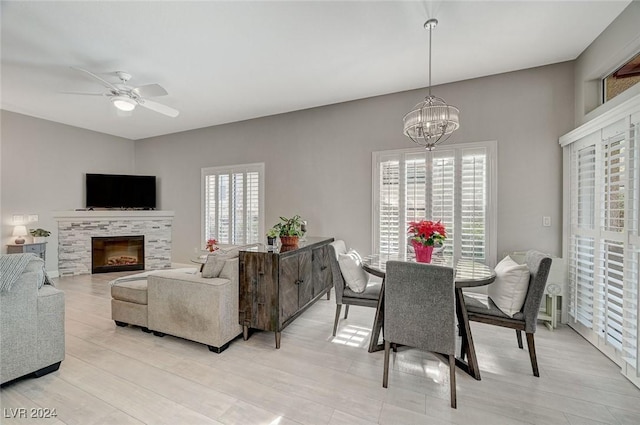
left=7, top=242, right=47, bottom=261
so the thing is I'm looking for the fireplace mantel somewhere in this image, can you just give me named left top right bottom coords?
left=53, top=210, right=174, bottom=221
left=54, top=210, right=174, bottom=276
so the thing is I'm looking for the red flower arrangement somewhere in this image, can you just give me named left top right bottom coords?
left=407, top=220, right=447, bottom=247
left=205, top=238, right=219, bottom=252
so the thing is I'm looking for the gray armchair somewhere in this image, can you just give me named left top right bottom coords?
left=382, top=261, right=457, bottom=408
left=328, top=241, right=381, bottom=337
left=464, top=250, right=552, bottom=377
left=1, top=254, right=65, bottom=385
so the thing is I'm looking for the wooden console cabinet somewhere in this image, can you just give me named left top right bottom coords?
left=239, top=237, right=334, bottom=348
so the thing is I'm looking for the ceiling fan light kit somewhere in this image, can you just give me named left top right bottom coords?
left=403, top=18, right=459, bottom=151
left=111, top=96, right=136, bottom=112
left=69, top=67, right=179, bottom=118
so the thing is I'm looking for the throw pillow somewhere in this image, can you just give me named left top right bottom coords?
left=487, top=255, right=530, bottom=317
left=201, top=245, right=249, bottom=278
left=201, top=253, right=229, bottom=278
left=338, top=249, right=368, bottom=293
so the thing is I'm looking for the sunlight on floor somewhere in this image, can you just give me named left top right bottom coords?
left=393, top=351, right=446, bottom=383
left=331, top=324, right=371, bottom=348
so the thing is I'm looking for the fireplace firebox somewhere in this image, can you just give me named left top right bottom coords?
left=91, top=236, right=145, bottom=273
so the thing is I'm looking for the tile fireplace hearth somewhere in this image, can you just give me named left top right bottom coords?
left=54, top=210, right=174, bottom=276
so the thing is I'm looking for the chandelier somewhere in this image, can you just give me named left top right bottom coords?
left=403, top=19, right=459, bottom=150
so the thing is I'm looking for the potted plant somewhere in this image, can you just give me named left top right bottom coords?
left=205, top=238, right=219, bottom=252
left=407, top=220, right=446, bottom=263
left=29, top=228, right=51, bottom=244
left=266, top=228, right=279, bottom=246
left=273, top=215, right=304, bottom=247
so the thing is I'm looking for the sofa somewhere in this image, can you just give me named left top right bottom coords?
left=111, top=257, right=242, bottom=353
left=1, top=254, right=65, bottom=385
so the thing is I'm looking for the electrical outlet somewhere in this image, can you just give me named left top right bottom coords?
left=28, top=214, right=38, bottom=222
left=543, top=216, right=551, bottom=227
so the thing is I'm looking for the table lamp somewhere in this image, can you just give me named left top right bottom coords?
left=13, top=225, right=27, bottom=244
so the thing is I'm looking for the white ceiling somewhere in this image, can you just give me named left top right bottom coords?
left=1, top=1, right=631, bottom=140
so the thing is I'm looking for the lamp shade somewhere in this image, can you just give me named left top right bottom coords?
left=12, top=225, right=27, bottom=237
left=12, top=225, right=27, bottom=244
left=403, top=95, right=460, bottom=150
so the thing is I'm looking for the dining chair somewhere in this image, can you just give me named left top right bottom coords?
left=464, top=250, right=552, bottom=377
left=382, top=261, right=457, bottom=408
left=328, top=240, right=381, bottom=337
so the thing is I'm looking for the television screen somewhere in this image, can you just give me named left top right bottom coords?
left=86, top=174, right=156, bottom=209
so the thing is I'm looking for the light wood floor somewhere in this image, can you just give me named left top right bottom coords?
left=2, top=272, right=640, bottom=425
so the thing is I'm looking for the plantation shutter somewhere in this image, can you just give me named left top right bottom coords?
left=623, top=122, right=639, bottom=374
left=431, top=150, right=455, bottom=257
left=246, top=171, right=261, bottom=244
left=379, top=157, right=401, bottom=254
left=202, top=163, right=264, bottom=246
left=204, top=174, right=217, bottom=245
left=564, top=98, right=640, bottom=387
left=569, top=142, right=597, bottom=328
left=460, top=148, right=487, bottom=262
left=373, top=142, right=495, bottom=265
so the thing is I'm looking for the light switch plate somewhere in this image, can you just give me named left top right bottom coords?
left=543, top=216, right=551, bottom=227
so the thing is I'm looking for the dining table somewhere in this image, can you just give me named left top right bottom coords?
left=361, top=253, right=496, bottom=381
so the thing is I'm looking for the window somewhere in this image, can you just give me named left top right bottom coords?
left=373, top=141, right=497, bottom=265
left=201, top=163, right=264, bottom=246
left=603, top=51, right=640, bottom=103
left=566, top=113, right=639, bottom=385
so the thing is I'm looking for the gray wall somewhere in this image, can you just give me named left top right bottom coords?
left=574, top=0, right=640, bottom=126
left=0, top=110, right=135, bottom=271
left=135, top=62, right=574, bottom=265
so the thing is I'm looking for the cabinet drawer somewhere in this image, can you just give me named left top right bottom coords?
left=25, top=245, right=40, bottom=253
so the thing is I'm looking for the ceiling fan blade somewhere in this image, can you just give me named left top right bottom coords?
left=71, top=66, right=119, bottom=91
left=137, top=98, right=179, bottom=118
left=61, top=91, right=105, bottom=96
left=133, top=84, right=168, bottom=97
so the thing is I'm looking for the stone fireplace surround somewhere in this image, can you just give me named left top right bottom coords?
left=54, top=211, right=174, bottom=276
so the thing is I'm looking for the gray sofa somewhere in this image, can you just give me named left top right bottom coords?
left=111, top=258, right=242, bottom=353
left=1, top=254, right=65, bottom=385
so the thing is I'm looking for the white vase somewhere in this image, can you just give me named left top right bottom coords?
left=33, top=237, right=46, bottom=243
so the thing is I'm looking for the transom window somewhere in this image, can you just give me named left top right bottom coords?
left=603, top=51, right=640, bottom=103
left=372, top=141, right=497, bottom=265
left=201, top=163, right=264, bottom=247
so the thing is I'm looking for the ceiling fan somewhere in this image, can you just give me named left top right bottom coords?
left=69, top=67, right=179, bottom=117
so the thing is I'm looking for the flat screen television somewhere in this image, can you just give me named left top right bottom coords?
left=86, top=174, right=156, bottom=209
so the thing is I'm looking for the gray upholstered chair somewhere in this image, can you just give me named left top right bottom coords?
left=464, top=250, right=552, bottom=377
left=382, top=261, right=457, bottom=408
left=328, top=240, right=381, bottom=337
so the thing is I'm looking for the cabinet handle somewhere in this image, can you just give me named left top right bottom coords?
left=321, top=266, right=327, bottom=271
left=299, top=278, right=304, bottom=284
